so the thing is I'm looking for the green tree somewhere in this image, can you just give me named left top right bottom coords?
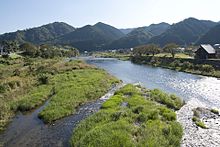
left=20, top=43, right=38, bottom=57
left=163, top=43, right=179, bottom=58
left=147, top=44, right=161, bottom=56
left=133, top=45, right=146, bottom=56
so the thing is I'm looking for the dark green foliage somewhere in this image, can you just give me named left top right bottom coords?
left=38, top=74, right=49, bottom=84
left=71, top=85, right=183, bottom=147
left=19, top=43, right=79, bottom=58
left=131, top=56, right=220, bottom=78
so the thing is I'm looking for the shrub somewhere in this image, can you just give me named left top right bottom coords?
left=211, top=109, right=219, bottom=115
left=200, top=64, right=215, bottom=73
left=170, top=60, right=181, bottom=67
left=150, top=89, right=184, bottom=110
left=195, top=121, right=207, bottom=129
left=38, top=74, right=49, bottom=84
left=0, top=84, right=6, bottom=93
left=181, top=61, right=193, bottom=70
left=192, top=116, right=198, bottom=122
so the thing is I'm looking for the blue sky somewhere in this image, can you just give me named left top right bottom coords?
left=1, top=0, right=220, bottom=34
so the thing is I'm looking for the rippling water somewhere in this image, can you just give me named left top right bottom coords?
left=86, top=58, right=220, bottom=108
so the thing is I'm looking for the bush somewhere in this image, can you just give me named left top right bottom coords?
left=195, top=121, right=207, bottom=129
left=150, top=89, right=184, bottom=110
left=211, top=109, right=219, bottom=115
left=192, top=116, right=198, bottom=122
left=38, top=74, right=49, bottom=84
left=200, top=64, right=215, bottom=73
left=0, top=84, right=6, bottom=93
left=182, top=61, right=193, bottom=70
left=170, top=60, right=181, bottom=67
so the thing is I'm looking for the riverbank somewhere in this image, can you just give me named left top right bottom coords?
left=71, top=84, right=184, bottom=147
left=131, top=56, right=220, bottom=78
left=177, top=98, right=220, bottom=146
left=0, top=84, right=123, bottom=147
left=0, top=58, right=119, bottom=132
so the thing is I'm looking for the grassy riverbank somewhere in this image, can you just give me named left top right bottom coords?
left=131, top=56, right=220, bottom=78
left=0, top=57, right=119, bottom=131
left=71, top=84, right=184, bottom=147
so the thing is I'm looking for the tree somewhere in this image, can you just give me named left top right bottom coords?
left=147, top=44, right=161, bottom=56
left=133, top=45, right=146, bottom=56
left=133, top=44, right=161, bottom=57
left=20, top=42, right=38, bottom=57
left=163, top=43, right=179, bottom=58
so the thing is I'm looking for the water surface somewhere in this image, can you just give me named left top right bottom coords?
left=86, top=58, right=220, bottom=108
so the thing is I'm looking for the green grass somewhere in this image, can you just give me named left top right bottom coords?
left=39, top=69, right=119, bottom=123
left=192, top=108, right=207, bottom=129
left=195, top=121, right=207, bottom=129
left=149, top=89, right=184, bottom=110
left=71, top=84, right=184, bottom=147
left=0, top=58, right=119, bottom=131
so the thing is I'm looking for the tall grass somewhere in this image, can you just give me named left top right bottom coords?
left=0, top=57, right=119, bottom=131
left=71, top=84, right=184, bottom=147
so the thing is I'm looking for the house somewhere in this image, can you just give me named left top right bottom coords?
left=195, top=44, right=216, bottom=59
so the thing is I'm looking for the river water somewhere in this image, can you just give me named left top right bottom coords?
left=86, top=58, right=220, bottom=108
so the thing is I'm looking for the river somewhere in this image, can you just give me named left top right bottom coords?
left=86, top=58, right=220, bottom=108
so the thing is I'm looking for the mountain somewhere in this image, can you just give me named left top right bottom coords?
left=105, top=22, right=170, bottom=49
left=120, top=28, right=135, bottom=35
left=197, top=24, right=220, bottom=45
left=145, top=22, right=170, bottom=36
left=54, top=22, right=125, bottom=51
left=0, top=22, right=75, bottom=44
left=149, top=18, right=217, bottom=47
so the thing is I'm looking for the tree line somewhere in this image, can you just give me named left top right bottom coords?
left=133, top=43, right=180, bottom=58
left=0, top=41, right=79, bottom=58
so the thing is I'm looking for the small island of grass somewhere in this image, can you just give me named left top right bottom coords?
left=71, top=84, right=184, bottom=147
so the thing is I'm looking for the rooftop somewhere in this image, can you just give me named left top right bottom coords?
left=200, top=44, right=216, bottom=54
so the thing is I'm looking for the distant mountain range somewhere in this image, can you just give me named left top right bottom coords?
left=149, top=18, right=217, bottom=46
left=0, top=17, right=219, bottom=51
left=0, top=22, right=75, bottom=44
left=196, top=24, right=220, bottom=45
left=106, top=22, right=170, bottom=49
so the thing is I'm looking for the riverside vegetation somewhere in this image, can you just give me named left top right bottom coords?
left=71, top=84, right=184, bottom=147
left=0, top=57, right=119, bottom=131
left=131, top=56, right=220, bottom=78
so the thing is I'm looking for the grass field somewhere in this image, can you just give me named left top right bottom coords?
left=154, top=53, right=192, bottom=59
left=71, top=84, right=184, bottom=147
left=0, top=57, right=119, bottom=131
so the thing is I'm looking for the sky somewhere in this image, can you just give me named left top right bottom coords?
left=0, top=0, right=220, bottom=34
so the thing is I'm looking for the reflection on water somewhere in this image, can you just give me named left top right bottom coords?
left=86, top=58, right=220, bottom=108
